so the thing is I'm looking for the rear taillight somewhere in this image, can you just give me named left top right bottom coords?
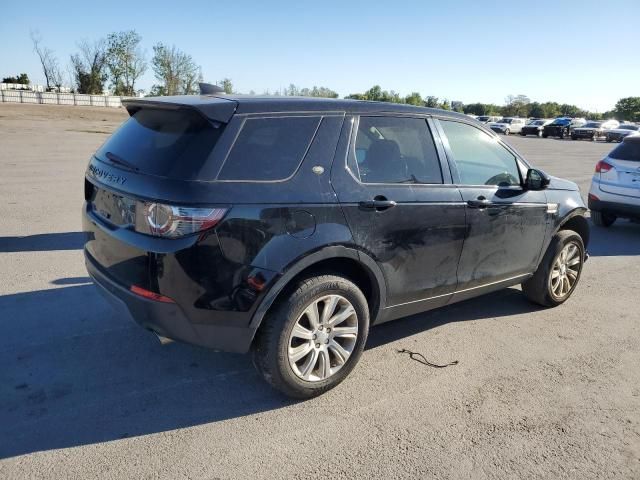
left=134, top=202, right=227, bottom=238
left=595, top=160, right=614, bottom=173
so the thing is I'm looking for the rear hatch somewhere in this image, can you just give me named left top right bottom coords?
left=599, top=139, right=640, bottom=198
left=84, top=97, right=237, bottom=286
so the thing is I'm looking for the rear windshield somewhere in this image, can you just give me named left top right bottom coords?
left=609, top=141, right=640, bottom=161
left=95, top=108, right=223, bottom=180
left=217, top=116, right=321, bottom=181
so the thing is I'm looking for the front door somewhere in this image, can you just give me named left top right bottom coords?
left=436, top=118, right=549, bottom=296
left=331, top=115, right=467, bottom=321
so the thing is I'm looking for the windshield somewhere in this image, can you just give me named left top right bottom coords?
left=619, top=125, right=639, bottom=130
left=551, top=119, right=570, bottom=126
left=498, top=118, right=512, bottom=124
left=609, top=140, right=640, bottom=161
left=477, top=116, right=490, bottom=121
left=531, top=120, right=545, bottom=126
left=584, top=122, right=602, bottom=128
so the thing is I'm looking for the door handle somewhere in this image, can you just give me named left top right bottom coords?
left=359, top=196, right=397, bottom=211
left=466, top=196, right=490, bottom=209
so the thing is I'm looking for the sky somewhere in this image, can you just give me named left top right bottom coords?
left=1, top=0, right=638, bottom=112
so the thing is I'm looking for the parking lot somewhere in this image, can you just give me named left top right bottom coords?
left=1, top=103, right=639, bottom=479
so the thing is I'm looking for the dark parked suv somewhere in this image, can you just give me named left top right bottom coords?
left=83, top=93, right=590, bottom=398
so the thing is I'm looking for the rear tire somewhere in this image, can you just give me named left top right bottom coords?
left=542, top=133, right=548, bottom=138
left=504, top=129, right=510, bottom=135
left=522, top=231, right=585, bottom=307
left=591, top=210, right=616, bottom=227
left=253, top=274, right=369, bottom=399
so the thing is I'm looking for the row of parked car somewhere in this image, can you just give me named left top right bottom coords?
left=470, top=115, right=640, bottom=142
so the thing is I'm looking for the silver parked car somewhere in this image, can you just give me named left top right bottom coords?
left=489, top=117, right=527, bottom=135
left=605, top=124, right=640, bottom=143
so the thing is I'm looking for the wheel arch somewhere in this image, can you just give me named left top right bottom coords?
left=556, top=209, right=590, bottom=249
left=248, top=246, right=386, bottom=334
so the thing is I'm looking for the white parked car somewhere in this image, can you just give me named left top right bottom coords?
left=588, top=135, right=640, bottom=226
left=489, top=117, right=527, bottom=135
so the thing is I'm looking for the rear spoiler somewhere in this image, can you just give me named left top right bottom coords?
left=122, top=95, right=238, bottom=124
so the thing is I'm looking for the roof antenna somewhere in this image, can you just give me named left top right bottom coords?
left=199, top=83, right=225, bottom=95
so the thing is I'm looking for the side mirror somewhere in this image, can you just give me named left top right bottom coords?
left=525, top=168, right=550, bottom=190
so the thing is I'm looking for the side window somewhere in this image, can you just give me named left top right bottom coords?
left=353, top=116, right=442, bottom=184
left=218, top=116, right=321, bottom=181
left=439, top=120, right=521, bottom=187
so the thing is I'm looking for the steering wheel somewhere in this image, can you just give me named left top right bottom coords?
left=485, top=172, right=519, bottom=187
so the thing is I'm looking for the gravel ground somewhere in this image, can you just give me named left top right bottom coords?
left=0, top=103, right=639, bottom=479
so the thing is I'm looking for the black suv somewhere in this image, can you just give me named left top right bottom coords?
left=83, top=94, right=590, bottom=398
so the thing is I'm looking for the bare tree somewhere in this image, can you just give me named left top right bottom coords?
left=30, top=31, right=63, bottom=90
left=71, top=39, right=108, bottom=94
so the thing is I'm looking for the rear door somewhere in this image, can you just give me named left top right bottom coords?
left=331, top=115, right=466, bottom=320
left=435, top=118, right=549, bottom=295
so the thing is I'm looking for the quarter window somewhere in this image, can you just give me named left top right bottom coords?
left=353, top=116, right=443, bottom=184
left=218, top=116, right=321, bottom=181
left=440, top=120, right=521, bottom=187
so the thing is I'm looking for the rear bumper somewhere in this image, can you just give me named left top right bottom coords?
left=85, top=250, right=257, bottom=353
left=588, top=197, right=640, bottom=219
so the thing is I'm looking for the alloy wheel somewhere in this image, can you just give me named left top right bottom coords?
left=549, top=242, right=582, bottom=299
left=287, top=294, right=358, bottom=382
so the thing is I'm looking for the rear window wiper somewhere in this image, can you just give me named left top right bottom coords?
left=105, top=151, right=139, bottom=172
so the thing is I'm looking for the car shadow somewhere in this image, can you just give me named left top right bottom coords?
left=587, top=219, right=640, bottom=257
left=0, top=284, right=293, bottom=459
left=366, top=288, right=537, bottom=350
left=0, top=280, right=538, bottom=459
left=0, top=232, right=87, bottom=252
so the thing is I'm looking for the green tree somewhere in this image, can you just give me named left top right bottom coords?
left=614, top=97, right=640, bottom=122
left=425, top=96, right=440, bottom=108
left=71, top=39, right=108, bottom=94
left=464, top=102, right=501, bottom=116
left=151, top=43, right=201, bottom=95
left=218, top=78, right=233, bottom=94
left=440, top=99, right=451, bottom=111
left=106, top=30, right=147, bottom=96
left=504, top=94, right=530, bottom=117
left=404, top=92, right=423, bottom=106
left=2, top=73, right=29, bottom=84
left=451, top=100, right=464, bottom=113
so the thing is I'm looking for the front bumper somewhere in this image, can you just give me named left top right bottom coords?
left=85, top=250, right=257, bottom=353
left=588, top=197, right=640, bottom=220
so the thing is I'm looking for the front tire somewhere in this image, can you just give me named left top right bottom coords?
left=504, top=129, right=510, bottom=135
left=253, top=275, right=369, bottom=399
left=522, top=231, right=585, bottom=307
left=591, top=210, right=616, bottom=227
